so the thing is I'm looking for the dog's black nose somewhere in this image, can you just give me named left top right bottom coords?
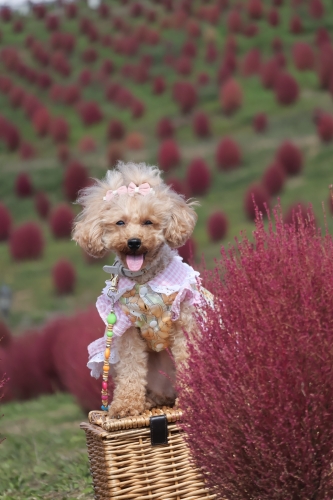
left=127, top=238, right=141, bottom=250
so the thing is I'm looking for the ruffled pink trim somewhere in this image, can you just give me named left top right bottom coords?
left=88, top=336, right=106, bottom=359
left=171, top=284, right=204, bottom=320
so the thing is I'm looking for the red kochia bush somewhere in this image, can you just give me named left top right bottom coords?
left=63, top=85, right=81, bottom=105
left=290, top=15, right=303, bottom=34
left=0, top=6, right=11, bottom=22
left=192, top=111, right=211, bottom=138
left=262, top=161, right=286, bottom=195
left=241, top=48, right=261, bottom=77
left=207, top=211, right=228, bottom=241
left=131, top=100, right=145, bottom=119
left=292, top=42, right=315, bottom=71
left=52, top=259, right=76, bottom=294
left=243, top=23, right=259, bottom=38
left=178, top=237, right=196, bottom=265
left=152, top=76, right=166, bottom=95
left=79, top=101, right=103, bottom=126
left=247, top=0, right=263, bottom=19
left=15, top=172, right=33, bottom=197
left=34, top=192, right=50, bottom=219
left=166, top=178, right=188, bottom=198
left=19, top=142, right=36, bottom=160
left=317, top=44, right=333, bottom=90
left=253, top=113, right=268, bottom=133
left=107, top=144, right=124, bottom=169
left=45, top=14, right=60, bottom=31
left=0, top=203, right=11, bottom=241
left=179, top=206, right=333, bottom=500
left=0, top=329, right=56, bottom=402
left=186, top=158, right=211, bottom=196
left=107, top=119, right=125, bottom=140
left=78, top=68, right=92, bottom=87
left=33, top=4, right=46, bottom=19
left=173, top=82, right=197, bottom=114
left=32, top=107, right=50, bottom=137
left=82, top=47, right=98, bottom=64
left=227, top=9, right=242, bottom=33
left=98, top=2, right=110, bottom=18
left=275, top=72, right=299, bottom=105
left=9, top=222, right=44, bottom=260
left=65, top=3, right=77, bottom=18
left=244, top=184, right=270, bottom=219
left=49, top=204, right=75, bottom=239
left=317, top=113, right=333, bottom=142
left=216, top=137, right=242, bottom=170
left=50, top=117, right=69, bottom=143
left=315, top=28, right=330, bottom=48
left=9, top=86, right=25, bottom=108
left=3, top=123, right=20, bottom=151
left=63, top=161, right=89, bottom=201
left=260, top=58, right=280, bottom=89
left=37, top=71, right=52, bottom=90
left=57, top=144, right=70, bottom=164
left=205, top=41, right=218, bottom=63
left=156, top=118, right=174, bottom=140
left=276, top=141, right=303, bottom=176
left=220, top=78, right=243, bottom=115
left=52, top=307, right=113, bottom=411
left=309, top=0, right=324, bottom=19
left=158, top=139, right=181, bottom=172
left=267, top=7, right=279, bottom=26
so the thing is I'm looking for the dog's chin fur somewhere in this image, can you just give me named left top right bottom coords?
left=72, top=162, right=198, bottom=414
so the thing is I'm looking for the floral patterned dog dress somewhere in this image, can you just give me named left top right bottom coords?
left=119, top=282, right=198, bottom=352
left=87, top=253, right=210, bottom=379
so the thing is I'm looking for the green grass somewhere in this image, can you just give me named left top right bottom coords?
left=0, top=393, right=93, bottom=500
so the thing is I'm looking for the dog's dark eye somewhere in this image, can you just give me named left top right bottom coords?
left=116, top=221, right=125, bottom=226
left=143, top=220, right=153, bottom=225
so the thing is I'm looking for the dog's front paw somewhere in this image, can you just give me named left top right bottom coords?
left=108, top=386, right=146, bottom=418
left=109, top=400, right=146, bottom=418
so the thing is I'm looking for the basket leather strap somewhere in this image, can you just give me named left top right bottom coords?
left=150, top=415, right=168, bottom=446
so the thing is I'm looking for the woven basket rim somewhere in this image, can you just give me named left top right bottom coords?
left=88, top=407, right=182, bottom=432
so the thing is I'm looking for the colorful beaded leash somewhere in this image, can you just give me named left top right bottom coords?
left=101, top=310, right=117, bottom=411
left=101, top=272, right=119, bottom=412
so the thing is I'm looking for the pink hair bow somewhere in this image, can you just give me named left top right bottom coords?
left=127, top=182, right=152, bottom=196
left=103, top=185, right=128, bottom=201
left=103, top=182, right=152, bottom=201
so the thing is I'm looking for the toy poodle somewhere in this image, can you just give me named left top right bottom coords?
left=73, top=162, right=210, bottom=418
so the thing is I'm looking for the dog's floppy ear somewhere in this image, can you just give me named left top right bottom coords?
left=72, top=216, right=107, bottom=258
left=72, top=182, right=110, bottom=258
left=164, top=195, right=197, bottom=248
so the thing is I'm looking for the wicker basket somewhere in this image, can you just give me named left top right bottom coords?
left=80, top=407, right=216, bottom=500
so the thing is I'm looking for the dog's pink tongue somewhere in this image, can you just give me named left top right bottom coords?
left=126, top=254, right=144, bottom=271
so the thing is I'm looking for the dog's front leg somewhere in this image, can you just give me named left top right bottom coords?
left=171, top=302, right=197, bottom=369
left=109, top=326, right=148, bottom=418
left=171, top=303, right=197, bottom=407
